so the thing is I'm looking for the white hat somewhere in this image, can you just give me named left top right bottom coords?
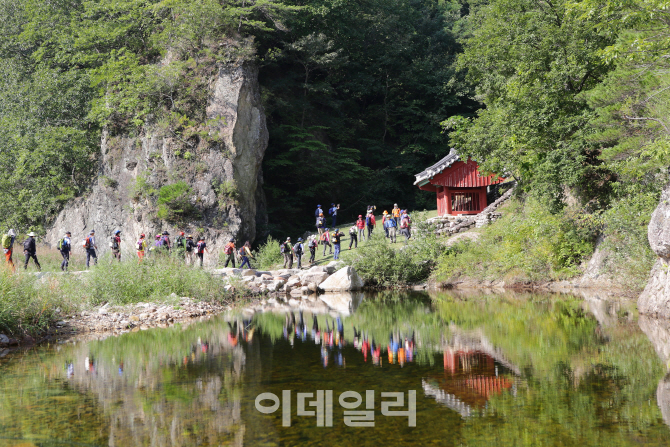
left=28, top=232, right=36, bottom=237
left=7, top=229, right=15, bottom=237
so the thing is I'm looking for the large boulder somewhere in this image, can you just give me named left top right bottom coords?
left=300, top=271, right=330, bottom=286
left=319, top=266, right=364, bottom=292
left=639, top=182, right=670, bottom=318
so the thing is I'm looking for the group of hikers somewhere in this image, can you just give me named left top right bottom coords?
left=0, top=228, right=254, bottom=272
left=277, top=203, right=413, bottom=270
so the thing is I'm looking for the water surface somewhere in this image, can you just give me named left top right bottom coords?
left=1, top=290, right=670, bottom=446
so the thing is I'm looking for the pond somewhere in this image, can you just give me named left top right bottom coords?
left=1, top=290, right=670, bottom=446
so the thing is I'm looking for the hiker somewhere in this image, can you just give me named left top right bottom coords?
left=308, top=236, right=317, bottom=264
left=161, top=231, right=171, bottom=251
left=332, top=229, right=343, bottom=260
left=2, top=229, right=16, bottom=272
left=366, top=211, right=376, bottom=239
left=315, top=204, right=324, bottom=218
left=83, top=230, right=97, bottom=267
left=328, top=203, right=340, bottom=227
left=356, top=215, right=366, bottom=242
left=58, top=231, right=72, bottom=271
left=348, top=224, right=358, bottom=249
left=23, top=232, right=41, bottom=271
left=239, top=241, right=253, bottom=269
left=196, top=236, right=208, bottom=267
left=382, top=211, right=390, bottom=238
left=316, top=213, right=326, bottom=236
left=110, top=230, right=121, bottom=262
left=281, top=237, right=293, bottom=268
left=136, top=234, right=147, bottom=262
left=175, top=231, right=186, bottom=258
left=400, top=211, right=412, bottom=241
left=367, top=205, right=376, bottom=215
left=392, top=204, right=401, bottom=227
left=384, top=213, right=397, bottom=243
left=152, top=234, right=162, bottom=256
left=293, top=237, right=305, bottom=269
left=320, top=228, right=333, bottom=256
left=185, top=235, right=196, bottom=265
left=224, top=238, right=236, bottom=268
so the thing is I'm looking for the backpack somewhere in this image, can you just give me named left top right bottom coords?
left=280, top=242, right=287, bottom=254
left=225, top=243, right=234, bottom=255
left=295, top=243, right=303, bottom=255
left=110, top=236, right=119, bottom=250
left=366, top=215, right=372, bottom=226
left=186, top=240, right=195, bottom=252
left=196, top=241, right=205, bottom=254
left=23, top=239, right=31, bottom=252
left=57, top=238, right=67, bottom=251
left=238, top=246, right=246, bottom=257
left=1, top=234, right=11, bottom=249
left=83, top=237, right=91, bottom=249
left=137, top=239, right=144, bottom=251
left=161, top=236, right=170, bottom=247
left=309, top=240, right=317, bottom=249
left=175, top=235, right=185, bottom=248
left=349, top=226, right=356, bottom=235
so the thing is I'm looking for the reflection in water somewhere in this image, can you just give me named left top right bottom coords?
left=0, top=291, right=669, bottom=446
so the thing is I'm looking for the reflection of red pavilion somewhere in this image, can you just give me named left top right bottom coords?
left=424, top=348, right=514, bottom=416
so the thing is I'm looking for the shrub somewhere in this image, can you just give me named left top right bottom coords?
left=254, top=236, right=284, bottom=270
left=156, top=181, right=200, bottom=222
left=436, top=199, right=596, bottom=282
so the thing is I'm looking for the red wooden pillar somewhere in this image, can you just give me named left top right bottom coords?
left=445, top=187, right=452, bottom=215
left=479, top=187, right=487, bottom=212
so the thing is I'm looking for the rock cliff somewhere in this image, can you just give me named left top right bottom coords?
left=639, top=183, right=670, bottom=318
left=45, top=63, right=268, bottom=266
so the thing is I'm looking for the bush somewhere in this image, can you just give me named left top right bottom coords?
left=253, top=236, right=284, bottom=270
left=436, top=199, right=596, bottom=282
left=156, top=181, right=200, bottom=222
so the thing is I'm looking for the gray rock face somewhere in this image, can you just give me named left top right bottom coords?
left=45, top=63, right=268, bottom=267
left=319, top=266, right=365, bottom=292
left=640, top=182, right=670, bottom=318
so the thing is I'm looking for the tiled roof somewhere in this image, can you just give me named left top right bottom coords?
left=414, top=148, right=460, bottom=185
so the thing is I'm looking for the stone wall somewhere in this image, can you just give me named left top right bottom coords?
left=45, top=63, right=268, bottom=266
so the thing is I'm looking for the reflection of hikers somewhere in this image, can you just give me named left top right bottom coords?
left=384, top=214, right=397, bottom=243
left=196, top=237, right=208, bottom=267
left=316, top=213, right=326, bottom=236
left=239, top=241, right=253, bottom=269
left=281, top=237, right=293, bottom=268
left=58, top=231, right=72, bottom=271
left=356, top=215, right=366, bottom=241
left=83, top=230, right=97, bottom=267
left=110, top=230, right=121, bottom=262
left=348, top=225, right=357, bottom=249
left=224, top=238, right=236, bottom=268
left=366, top=212, right=376, bottom=239
left=392, top=204, right=401, bottom=226
left=328, top=203, right=340, bottom=227
left=185, top=235, right=196, bottom=265
left=320, top=229, right=332, bottom=256
left=308, top=237, right=317, bottom=264
left=332, top=229, right=342, bottom=260
left=23, top=232, right=41, bottom=271
left=293, top=237, right=304, bottom=269
left=136, top=234, right=147, bottom=262
left=2, top=229, right=16, bottom=272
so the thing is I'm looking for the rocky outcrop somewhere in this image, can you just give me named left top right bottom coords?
left=640, top=183, right=670, bottom=318
left=319, top=266, right=365, bottom=292
left=45, top=63, right=268, bottom=266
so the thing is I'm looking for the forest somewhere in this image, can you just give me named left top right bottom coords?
left=0, top=0, right=668, bottom=245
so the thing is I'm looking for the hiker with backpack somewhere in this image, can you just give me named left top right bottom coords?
left=316, top=213, right=326, bottom=236
left=308, top=236, right=317, bottom=264
left=224, top=238, right=236, bottom=268
left=161, top=231, right=171, bottom=252
left=136, top=234, right=147, bottom=262
left=2, top=229, right=16, bottom=273
left=384, top=213, right=398, bottom=243
left=23, top=232, right=41, bottom=271
left=110, top=230, right=121, bottom=262
left=320, top=228, right=332, bottom=257
left=58, top=231, right=72, bottom=271
left=366, top=211, right=376, bottom=239
left=83, top=230, right=97, bottom=267
left=348, top=224, right=358, bottom=249
left=356, top=215, right=366, bottom=242
left=293, top=237, right=305, bottom=269
left=400, top=211, right=412, bottom=241
left=196, top=237, right=208, bottom=267
left=328, top=203, right=340, bottom=227
left=239, top=241, right=253, bottom=269
left=185, top=235, right=196, bottom=265
left=175, top=231, right=186, bottom=259
left=281, top=237, right=293, bottom=268
left=382, top=211, right=390, bottom=238
left=331, top=229, right=343, bottom=261
left=392, top=204, right=401, bottom=226
left=315, top=204, right=323, bottom=219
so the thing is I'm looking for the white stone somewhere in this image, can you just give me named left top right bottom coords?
left=319, top=266, right=364, bottom=292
